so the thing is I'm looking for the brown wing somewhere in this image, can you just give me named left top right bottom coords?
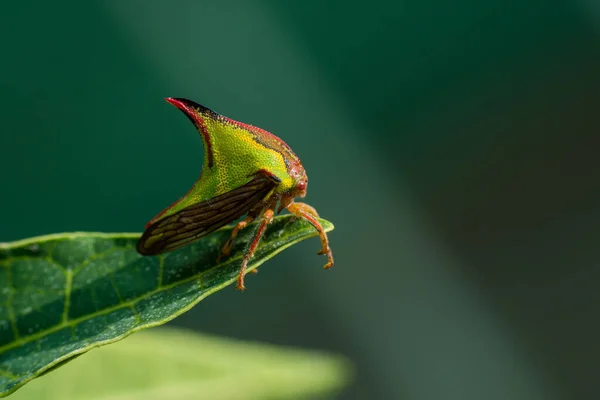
left=137, top=173, right=278, bottom=255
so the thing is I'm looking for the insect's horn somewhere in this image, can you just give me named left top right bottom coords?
left=165, top=98, right=218, bottom=122
left=165, top=98, right=219, bottom=168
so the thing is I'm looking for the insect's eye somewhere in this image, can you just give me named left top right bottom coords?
left=297, top=179, right=307, bottom=191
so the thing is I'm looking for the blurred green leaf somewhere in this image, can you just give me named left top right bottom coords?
left=9, top=327, right=352, bottom=400
left=0, top=215, right=335, bottom=397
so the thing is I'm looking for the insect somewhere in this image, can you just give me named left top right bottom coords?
left=137, top=98, right=334, bottom=291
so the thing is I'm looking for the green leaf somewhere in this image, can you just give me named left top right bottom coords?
left=0, top=215, right=335, bottom=397
left=8, top=327, right=351, bottom=400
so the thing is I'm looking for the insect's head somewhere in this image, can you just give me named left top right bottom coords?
left=295, top=173, right=308, bottom=198
left=288, top=162, right=308, bottom=198
left=278, top=168, right=307, bottom=213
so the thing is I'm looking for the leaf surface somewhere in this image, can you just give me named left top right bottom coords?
left=9, top=327, right=351, bottom=400
left=0, top=215, right=334, bottom=397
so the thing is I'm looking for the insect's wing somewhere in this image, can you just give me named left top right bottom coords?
left=137, top=173, right=277, bottom=255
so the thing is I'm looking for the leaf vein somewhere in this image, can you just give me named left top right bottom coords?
left=61, top=269, right=73, bottom=324
left=0, top=246, right=254, bottom=354
left=72, top=246, right=134, bottom=275
left=0, top=369, right=17, bottom=379
left=5, top=264, right=19, bottom=342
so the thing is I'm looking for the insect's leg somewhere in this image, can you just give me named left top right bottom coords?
left=217, top=216, right=255, bottom=263
left=286, top=202, right=334, bottom=269
left=237, top=208, right=274, bottom=291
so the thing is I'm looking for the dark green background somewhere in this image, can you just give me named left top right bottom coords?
left=1, top=1, right=599, bottom=399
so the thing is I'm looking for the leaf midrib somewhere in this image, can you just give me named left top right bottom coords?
left=0, top=224, right=325, bottom=355
left=1, top=248, right=233, bottom=354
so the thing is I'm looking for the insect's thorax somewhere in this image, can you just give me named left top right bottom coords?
left=145, top=99, right=311, bottom=227
left=199, top=120, right=298, bottom=199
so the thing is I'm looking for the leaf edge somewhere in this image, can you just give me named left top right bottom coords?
left=0, top=217, right=335, bottom=397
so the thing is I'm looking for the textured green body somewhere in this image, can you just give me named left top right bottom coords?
left=148, top=100, right=301, bottom=226
left=138, top=98, right=332, bottom=286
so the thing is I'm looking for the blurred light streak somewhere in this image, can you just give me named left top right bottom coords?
left=579, top=0, right=600, bottom=34
left=102, top=2, right=555, bottom=399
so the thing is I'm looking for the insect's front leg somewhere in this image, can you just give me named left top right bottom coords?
left=236, top=207, right=275, bottom=291
left=286, top=202, right=334, bottom=269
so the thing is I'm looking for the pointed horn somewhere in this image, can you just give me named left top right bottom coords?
left=165, top=97, right=215, bottom=168
left=165, top=97, right=219, bottom=122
